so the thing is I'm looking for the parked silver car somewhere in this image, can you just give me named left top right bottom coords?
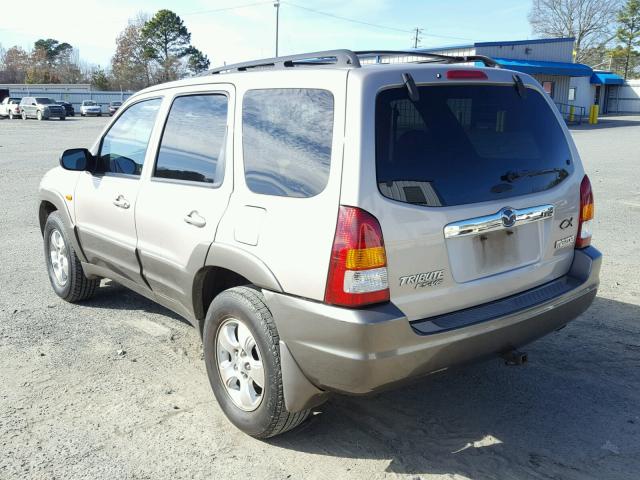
left=20, top=97, right=66, bottom=120
left=38, top=49, right=600, bottom=439
left=80, top=100, right=101, bottom=116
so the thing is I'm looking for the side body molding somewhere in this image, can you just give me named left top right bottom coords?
left=204, top=242, right=283, bottom=293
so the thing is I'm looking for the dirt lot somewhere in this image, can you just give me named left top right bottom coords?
left=1, top=115, right=639, bottom=480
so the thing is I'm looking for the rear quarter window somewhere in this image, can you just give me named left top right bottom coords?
left=375, top=84, right=574, bottom=207
left=242, top=88, right=334, bottom=198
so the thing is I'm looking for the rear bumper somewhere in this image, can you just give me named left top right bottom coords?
left=264, top=247, right=601, bottom=399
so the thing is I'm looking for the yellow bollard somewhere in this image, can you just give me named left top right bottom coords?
left=569, top=106, right=575, bottom=122
left=589, top=104, right=599, bottom=125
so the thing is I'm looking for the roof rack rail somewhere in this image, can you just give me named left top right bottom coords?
left=355, top=50, right=500, bottom=68
left=201, top=49, right=361, bottom=75
left=199, top=49, right=499, bottom=76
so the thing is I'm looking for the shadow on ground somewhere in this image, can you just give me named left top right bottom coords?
left=569, top=117, right=640, bottom=130
left=268, top=296, right=640, bottom=479
left=83, top=280, right=189, bottom=324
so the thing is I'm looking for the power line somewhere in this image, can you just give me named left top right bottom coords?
left=282, top=1, right=412, bottom=33
left=184, top=1, right=272, bottom=16
left=282, top=1, right=473, bottom=42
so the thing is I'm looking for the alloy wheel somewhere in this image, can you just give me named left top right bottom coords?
left=49, top=229, right=69, bottom=286
left=215, top=318, right=265, bottom=411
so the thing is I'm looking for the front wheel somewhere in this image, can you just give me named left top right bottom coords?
left=22, top=111, right=27, bottom=120
left=44, top=212, right=99, bottom=302
left=203, top=287, right=310, bottom=438
left=36, top=110, right=43, bottom=121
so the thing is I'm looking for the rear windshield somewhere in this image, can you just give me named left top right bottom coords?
left=375, top=84, right=573, bottom=207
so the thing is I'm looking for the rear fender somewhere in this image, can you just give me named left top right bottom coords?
left=204, top=243, right=283, bottom=293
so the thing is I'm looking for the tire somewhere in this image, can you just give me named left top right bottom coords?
left=43, top=211, right=99, bottom=302
left=22, top=111, right=27, bottom=120
left=60, top=115, right=66, bottom=121
left=37, top=110, right=43, bottom=121
left=81, top=112, right=84, bottom=117
left=98, top=113, right=102, bottom=117
left=203, top=286, right=310, bottom=438
left=9, top=111, right=13, bottom=120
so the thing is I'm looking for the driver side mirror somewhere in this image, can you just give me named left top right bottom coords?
left=60, top=148, right=95, bottom=172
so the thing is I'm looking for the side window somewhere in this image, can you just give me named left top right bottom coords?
left=154, top=94, right=228, bottom=185
left=242, top=88, right=334, bottom=198
left=98, top=98, right=162, bottom=175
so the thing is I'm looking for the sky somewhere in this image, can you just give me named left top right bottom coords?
left=0, top=0, right=534, bottom=69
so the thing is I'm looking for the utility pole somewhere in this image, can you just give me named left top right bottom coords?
left=412, top=27, right=423, bottom=49
left=274, top=1, right=280, bottom=57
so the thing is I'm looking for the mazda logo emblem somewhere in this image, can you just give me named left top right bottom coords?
left=501, top=207, right=517, bottom=228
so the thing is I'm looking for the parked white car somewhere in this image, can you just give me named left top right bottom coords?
left=80, top=100, right=102, bottom=117
left=0, top=97, right=22, bottom=119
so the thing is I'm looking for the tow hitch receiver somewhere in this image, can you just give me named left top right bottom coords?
left=501, top=350, right=528, bottom=366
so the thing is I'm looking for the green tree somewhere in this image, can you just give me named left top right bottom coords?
left=91, top=68, right=110, bottom=90
left=34, top=38, right=73, bottom=64
left=186, top=47, right=210, bottom=75
left=141, top=9, right=191, bottom=82
left=616, top=0, right=640, bottom=78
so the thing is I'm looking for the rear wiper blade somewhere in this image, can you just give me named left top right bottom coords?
left=513, top=74, right=527, bottom=99
left=501, top=168, right=565, bottom=183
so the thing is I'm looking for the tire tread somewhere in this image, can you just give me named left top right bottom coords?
left=217, top=286, right=310, bottom=438
left=45, top=212, right=99, bottom=303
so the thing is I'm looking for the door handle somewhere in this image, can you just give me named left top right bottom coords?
left=113, top=195, right=130, bottom=209
left=184, top=210, right=206, bottom=228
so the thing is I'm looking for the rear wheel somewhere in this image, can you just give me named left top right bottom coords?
left=203, top=286, right=310, bottom=438
left=8, top=111, right=14, bottom=120
left=44, top=212, right=98, bottom=302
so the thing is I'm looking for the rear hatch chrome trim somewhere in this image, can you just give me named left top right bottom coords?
left=443, top=204, right=554, bottom=239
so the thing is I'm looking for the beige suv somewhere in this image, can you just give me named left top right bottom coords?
left=38, top=49, right=601, bottom=438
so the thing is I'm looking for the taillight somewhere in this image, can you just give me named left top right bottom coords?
left=576, top=175, right=594, bottom=249
left=446, top=70, right=488, bottom=80
left=325, top=206, right=390, bottom=307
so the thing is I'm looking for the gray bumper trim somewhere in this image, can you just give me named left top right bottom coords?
left=264, top=247, right=601, bottom=398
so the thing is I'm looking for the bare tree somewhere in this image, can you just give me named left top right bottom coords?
left=0, top=45, right=29, bottom=83
left=529, top=0, right=622, bottom=61
left=111, top=13, right=154, bottom=90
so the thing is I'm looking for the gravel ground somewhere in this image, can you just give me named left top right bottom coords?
left=1, top=115, right=639, bottom=480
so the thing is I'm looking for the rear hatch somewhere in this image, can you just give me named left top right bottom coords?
left=360, top=69, right=582, bottom=320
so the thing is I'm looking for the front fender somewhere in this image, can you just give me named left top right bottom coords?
left=39, top=170, right=87, bottom=262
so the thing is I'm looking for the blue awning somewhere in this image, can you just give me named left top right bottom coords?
left=590, top=71, right=624, bottom=85
left=493, top=57, right=592, bottom=77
